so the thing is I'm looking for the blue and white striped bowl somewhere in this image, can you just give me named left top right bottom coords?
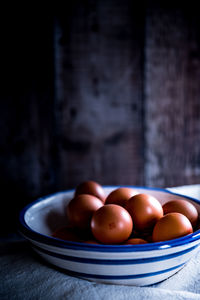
left=19, top=186, right=200, bottom=286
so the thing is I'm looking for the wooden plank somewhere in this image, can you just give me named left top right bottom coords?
left=54, top=1, right=145, bottom=189
left=145, top=4, right=200, bottom=187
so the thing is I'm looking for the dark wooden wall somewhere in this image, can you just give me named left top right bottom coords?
left=145, top=4, right=200, bottom=187
left=1, top=2, right=200, bottom=233
left=54, top=2, right=145, bottom=189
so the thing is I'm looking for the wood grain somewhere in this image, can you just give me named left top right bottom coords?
left=54, top=1, right=145, bottom=189
left=145, top=5, right=200, bottom=187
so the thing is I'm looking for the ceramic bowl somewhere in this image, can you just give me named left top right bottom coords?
left=19, top=186, right=200, bottom=286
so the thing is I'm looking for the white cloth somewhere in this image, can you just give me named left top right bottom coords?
left=1, top=185, right=200, bottom=300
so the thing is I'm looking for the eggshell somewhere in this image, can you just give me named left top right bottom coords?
left=124, top=238, right=148, bottom=245
left=105, top=187, right=138, bottom=207
left=84, top=240, right=100, bottom=244
left=91, top=204, right=133, bottom=244
left=125, top=193, right=163, bottom=232
left=163, top=199, right=198, bottom=228
left=132, top=229, right=153, bottom=242
left=52, top=226, right=81, bottom=242
left=67, top=194, right=103, bottom=230
left=75, top=181, right=105, bottom=202
left=152, top=212, right=193, bottom=242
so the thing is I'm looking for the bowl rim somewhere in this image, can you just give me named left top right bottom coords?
left=18, top=186, right=200, bottom=252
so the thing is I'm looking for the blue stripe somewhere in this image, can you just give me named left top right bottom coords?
left=33, top=253, right=186, bottom=280
left=18, top=186, right=200, bottom=252
left=64, top=262, right=185, bottom=279
left=33, top=244, right=197, bottom=265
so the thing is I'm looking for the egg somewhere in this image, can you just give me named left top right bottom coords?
left=131, top=229, right=153, bottom=242
left=105, top=187, right=138, bottom=207
left=91, top=204, right=133, bottom=244
left=84, top=240, right=100, bottom=244
left=67, top=194, right=103, bottom=230
left=52, top=226, right=81, bottom=242
left=152, top=212, right=193, bottom=242
left=124, top=238, right=147, bottom=245
left=125, top=193, right=163, bottom=232
left=162, top=199, right=199, bottom=228
left=75, top=180, right=105, bottom=202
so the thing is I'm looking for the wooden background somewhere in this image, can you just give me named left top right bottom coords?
left=1, top=2, right=200, bottom=233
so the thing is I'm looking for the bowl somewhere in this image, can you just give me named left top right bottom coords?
left=19, top=186, right=200, bottom=286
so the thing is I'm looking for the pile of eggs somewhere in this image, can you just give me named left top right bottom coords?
left=52, top=181, right=199, bottom=245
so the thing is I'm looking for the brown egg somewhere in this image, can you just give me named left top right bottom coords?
left=145, top=235, right=153, bottom=243
left=152, top=212, right=193, bottom=242
left=91, top=204, right=133, bottom=244
left=84, top=240, right=100, bottom=244
left=195, top=220, right=200, bottom=231
left=67, top=194, right=103, bottom=230
left=52, top=226, right=81, bottom=242
left=105, top=187, right=138, bottom=207
left=132, top=229, right=153, bottom=242
left=163, top=199, right=198, bottom=228
left=75, top=181, right=105, bottom=202
left=124, top=238, right=147, bottom=245
left=125, top=193, right=163, bottom=232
